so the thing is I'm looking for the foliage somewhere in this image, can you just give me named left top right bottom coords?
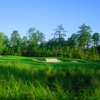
left=0, top=32, right=5, bottom=54
left=92, top=32, right=99, bottom=46
left=0, top=24, right=100, bottom=61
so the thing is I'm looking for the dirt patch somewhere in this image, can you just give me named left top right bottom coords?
left=46, top=58, right=61, bottom=62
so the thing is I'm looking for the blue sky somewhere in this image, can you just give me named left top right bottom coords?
left=0, top=0, right=100, bottom=40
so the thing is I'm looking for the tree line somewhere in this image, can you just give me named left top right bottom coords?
left=0, top=23, right=100, bottom=60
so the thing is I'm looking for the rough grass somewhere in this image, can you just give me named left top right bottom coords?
left=0, top=56, right=100, bottom=99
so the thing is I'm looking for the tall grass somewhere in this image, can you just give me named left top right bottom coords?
left=0, top=57, right=100, bottom=99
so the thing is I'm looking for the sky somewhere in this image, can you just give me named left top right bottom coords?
left=0, top=0, right=100, bottom=40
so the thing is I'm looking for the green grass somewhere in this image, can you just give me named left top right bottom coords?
left=0, top=56, right=100, bottom=99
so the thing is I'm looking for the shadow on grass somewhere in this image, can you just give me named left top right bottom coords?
left=0, top=57, right=100, bottom=99
left=0, top=61, right=100, bottom=94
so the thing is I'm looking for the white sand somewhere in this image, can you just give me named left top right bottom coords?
left=46, top=58, right=61, bottom=62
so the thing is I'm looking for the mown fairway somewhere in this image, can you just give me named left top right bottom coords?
left=0, top=56, right=100, bottom=100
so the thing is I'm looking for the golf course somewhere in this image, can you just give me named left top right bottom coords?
left=0, top=1, right=100, bottom=99
left=0, top=56, right=99, bottom=99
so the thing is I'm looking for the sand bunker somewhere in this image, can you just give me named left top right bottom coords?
left=46, top=58, right=61, bottom=62
left=33, top=58, right=61, bottom=62
left=70, top=60, right=78, bottom=62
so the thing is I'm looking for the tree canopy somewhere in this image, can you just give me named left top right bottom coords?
left=0, top=24, right=100, bottom=60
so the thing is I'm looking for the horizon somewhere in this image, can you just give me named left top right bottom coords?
left=0, top=0, right=100, bottom=40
